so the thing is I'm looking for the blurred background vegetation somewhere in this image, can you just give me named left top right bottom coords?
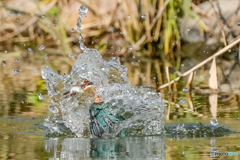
left=0, top=0, right=240, bottom=112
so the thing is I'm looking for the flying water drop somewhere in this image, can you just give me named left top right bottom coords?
left=9, top=11, right=14, bottom=15
left=141, top=15, right=146, bottom=19
left=128, top=46, right=133, bottom=50
left=2, top=61, right=7, bottom=67
left=42, top=15, right=45, bottom=18
left=18, top=12, right=22, bottom=16
left=16, top=59, right=20, bottom=63
left=69, top=54, right=77, bottom=58
left=70, top=28, right=74, bottom=32
left=13, top=69, right=21, bottom=75
left=210, top=119, right=218, bottom=126
left=4, top=50, right=7, bottom=53
left=55, top=19, right=58, bottom=24
left=183, top=87, right=189, bottom=92
left=39, top=45, right=45, bottom=51
left=45, top=54, right=48, bottom=60
left=28, top=48, right=32, bottom=52
left=38, top=94, right=45, bottom=101
left=78, top=5, right=88, bottom=17
left=179, top=98, right=185, bottom=104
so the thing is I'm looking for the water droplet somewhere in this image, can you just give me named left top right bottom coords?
left=28, top=48, right=32, bottom=52
left=238, top=21, right=240, bottom=26
left=210, top=119, right=218, bottom=126
left=2, top=61, right=7, bottom=67
left=141, top=15, right=146, bottom=19
left=132, top=55, right=136, bottom=58
left=183, top=87, right=189, bottom=92
left=228, top=49, right=231, bottom=52
left=181, top=64, right=184, bottom=67
left=18, top=12, right=22, bottom=16
left=9, top=11, right=14, bottom=15
left=179, top=98, right=185, bottom=104
left=70, top=28, right=74, bottom=32
left=16, top=59, right=20, bottom=63
left=101, top=68, right=109, bottom=72
left=55, top=19, right=58, bottom=24
left=79, top=5, right=88, bottom=16
left=4, top=50, right=7, bottom=53
left=128, top=46, right=132, bottom=50
left=38, top=94, right=45, bottom=101
left=48, top=105, right=59, bottom=114
left=21, top=100, right=24, bottom=104
left=128, top=15, right=131, bottom=18
left=13, top=69, right=21, bottom=75
left=39, top=45, right=45, bottom=50
left=42, top=14, right=45, bottom=18
left=45, top=54, right=48, bottom=60
left=117, top=47, right=121, bottom=51
left=69, top=54, right=77, bottom=58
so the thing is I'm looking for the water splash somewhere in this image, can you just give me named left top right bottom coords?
left=42, top=5, right=164, bottom=138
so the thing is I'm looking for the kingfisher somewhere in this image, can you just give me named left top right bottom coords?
left=63, top=79, right=124, bottom=138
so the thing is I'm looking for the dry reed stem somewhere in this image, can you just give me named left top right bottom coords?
left=157, top=36, right=240, bottom=91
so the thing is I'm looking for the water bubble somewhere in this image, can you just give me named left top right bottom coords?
left=183, top=87, right=189, bottom=92
left=39, top=45, right=45, bottom=50
left=79, top=5, right=88, bottom=16
left=179, top=98, right=185, bottom=104
left=13, top=69, right=21, bottom=75
left=16, top=59, right=20, bottom=63
left=18, top=12, right=22, bottom=16
left=70, top=28, right=74, bottom=32
left=55, top=19, right=58, bottom=24
left=38, top=94, right=45, bottom=101
left=28, top=48, right=32, bottom=52
left=141, top=15, right=146, bottom=19
left=9, top=11, right=14, bottom=15
left=210, top=119, right=218, bottom=126
left=48, top=105, right=59, bottom=114
left=2, top=61, right=7, bottom=67
left=128, top=46, right=133, bottom=50
left=42, top=14, right=45, bottom=18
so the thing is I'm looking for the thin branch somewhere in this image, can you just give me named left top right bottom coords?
left=157, top=36, right=240, bottom=91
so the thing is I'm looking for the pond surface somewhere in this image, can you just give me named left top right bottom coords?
left=0, top=58, right=240, bottom=159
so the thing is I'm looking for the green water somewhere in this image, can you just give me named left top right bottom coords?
left=0, top=81, right=239, bottom=159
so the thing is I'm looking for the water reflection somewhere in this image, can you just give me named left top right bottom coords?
left=44, top=136, right=165, bottom=160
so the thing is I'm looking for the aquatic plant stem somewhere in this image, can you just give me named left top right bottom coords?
left=157, top=36, right=240, bottom=91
